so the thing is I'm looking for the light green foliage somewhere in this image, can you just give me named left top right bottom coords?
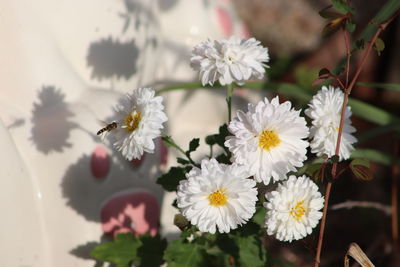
left=164, top=240, right=211, bottom=267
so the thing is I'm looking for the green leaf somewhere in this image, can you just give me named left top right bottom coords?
left=251, top=206, right=266, bottom=226
left=205, top=134, right=217, bottom=145
left=346, top=20, right=356, bottom=33
left=351, top=149, right=400, bottom=167
left=137, top=235, right=167, bottom=267
left=350, top=158, right=373, bottom=181
left=90, top=233, right=141, bottom=267
left=373, top=38, right=385, bottom=55
left=332, top=0, right=355, bottom=14
left=188, top=138, right=200, bottom=153
left=357, top=123, right=400, bottom=143
left=177, top=157, right=190, bottom=165
left=236, top=235, right=267, bottom=267
left=162, top=136, right=184, bottom=154
left=164, top=240, right=211, bottom=267
left=156, top=167, right=187, bottom=192
left=216, top=124, right=230, bottom=150
left=357, top=82, right=400, bottom=92
left=348, top=98, right=400, bottom=126
left=305, top=163, right=325, bottom=181
left=319, top=6, right=343, bottom=19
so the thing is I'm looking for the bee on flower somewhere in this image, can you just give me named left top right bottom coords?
left=102, top=87, right=168, bottom=160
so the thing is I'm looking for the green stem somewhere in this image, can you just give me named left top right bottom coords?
left=226, top=84, right=234, bottom=122
left=161, top=135, right=198, bottom=166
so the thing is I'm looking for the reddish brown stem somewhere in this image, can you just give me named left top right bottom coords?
left=392, top=138, right=399, bottom=251
left=313, top=11, right=399, bottom=267
left=342, top=27, right=351, bottom=88
left=314, top=182, right=332, bottom=267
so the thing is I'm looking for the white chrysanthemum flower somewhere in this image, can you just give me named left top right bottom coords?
left=225, top=96, right=309, bottom=185
left=190, top=36, right=269, bottom=86
left=305, top=86, right=357, bottom=160
left=111, top=88, right=167, bottom=160
left=264, top=175, right=324, bottom=242
left=177, top=158, right=258, bottom=234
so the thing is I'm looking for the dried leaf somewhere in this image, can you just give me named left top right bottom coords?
left=344, top=242, right=375, bottom=267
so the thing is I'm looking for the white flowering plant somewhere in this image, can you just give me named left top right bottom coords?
left=88, top=1, right=400, bottom=266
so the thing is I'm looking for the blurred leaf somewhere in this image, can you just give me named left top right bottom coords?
left=355, top=39, right=365, bottom=50
left=319, top=68, right=331, bottom=76
left=350, top=158, right=373, bottom=181
left=205, top=134, right=217, bottom=146
left=162, top=136, right=184, bottom=153
left=346, top=20, right=356, bottom=33
left=331, top=155, right=340, bottom=163
left=373, top=38, right=385, bottom=55
left=353, top=0, right=400, bottom=49
left=332, top=0, right=355, bottom=14
left=157, top=167, right=187, bottom=192
left=174, top=214, right=190, bottom=231
left=236, top=235, right=267, bottom=267
left=294, top=66, right=319, bottom=89
left=357, top=123, right=400, bottom=143
left=164, top=240, right=211, bottom=267
left=188, top=138, right=200, bottom=153
left=322, top=17, right=346, bottom=36
left=305, top=163, right=326, bottom=181
left=137, top=235, right=167, bottom=267
left=357, top=82, right=400, bottom=92
left=319, top=6, right=342, bottom=19
left=351, top=149, right=400, bottom=167
left=348, top=98, right=400, bottom=126
left=177, top=157, right=190, bottom=165
left=251, top=206, right=267, bottom=226
left=90, top=233, right=140, bottom=267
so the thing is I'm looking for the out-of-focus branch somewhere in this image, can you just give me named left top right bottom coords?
left=330, top=200, right=391, bottom=215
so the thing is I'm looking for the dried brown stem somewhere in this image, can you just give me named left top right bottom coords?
left=330, top=200, right=391, bottom=215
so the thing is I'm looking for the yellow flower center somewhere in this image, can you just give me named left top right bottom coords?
left=124, top=111, right=141, bottom=133
left=258, top=130, right=281, bottom=151
left=290, top=200, right=306, bottom=221
left=207, top=189, right=228, bottom=206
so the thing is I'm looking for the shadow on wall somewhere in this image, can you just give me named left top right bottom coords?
left=60, top=151, right=163, bottom=222
left=87, top=37, right=139, bottom=81
left=30, top=85, right=78, bottom=154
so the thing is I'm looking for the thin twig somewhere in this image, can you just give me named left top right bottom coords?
left=391, top=138, right=399, bottom=250
left=330, top=200, right=392, bottom=215
left=313, top=11, right=399, bottom=267
left=342, top=27, right=351, bottom=88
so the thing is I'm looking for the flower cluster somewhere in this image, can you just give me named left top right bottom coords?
left=100, top=36, right=358, bottom=242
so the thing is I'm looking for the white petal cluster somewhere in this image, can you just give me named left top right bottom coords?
left=264, top=175, right=324, bottom=242
left=190, top=36, right=269, bottom=86
left=225, top=96, right=309, bottom=185
left=111, top=88, right=168, bottom=160
left=177, top=158, right=258, bottom=234
left=305, top=86, right=357, bottom=160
